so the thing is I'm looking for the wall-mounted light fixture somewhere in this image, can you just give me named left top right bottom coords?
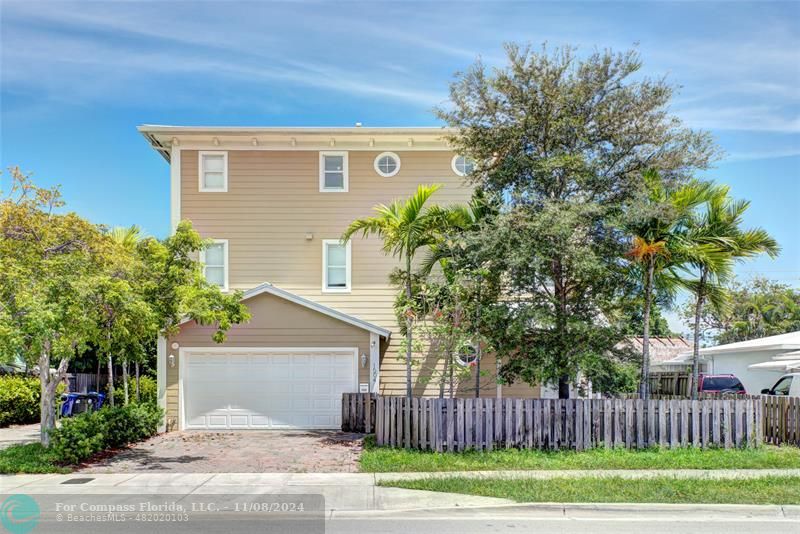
left=171, top=342, right=179, bottom=350
left=168, top=354, right=175, bottom=368
left=360, top=353, right=367, bottom=368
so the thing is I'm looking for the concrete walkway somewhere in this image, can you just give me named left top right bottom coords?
left=0, top=472, right=514, bottom=511
left=0, top=423, right=39, bottom=449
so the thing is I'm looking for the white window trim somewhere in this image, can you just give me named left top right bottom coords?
left=322, top=239, right=351, bottom=293
left=319, top=151, right=349, bottom=192
left=373, top=151, right=401, bottom=177
left=198, top=151, right=228, bottom=192
left=451, top=154, right=473, bottom=177
left=200, top=239, right=229, bottom=292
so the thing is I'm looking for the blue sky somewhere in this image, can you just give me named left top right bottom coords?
left=2, top=1, right=798, bottom=332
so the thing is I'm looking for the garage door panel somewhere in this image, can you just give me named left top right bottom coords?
left=183, top=348, right=357, bottom=430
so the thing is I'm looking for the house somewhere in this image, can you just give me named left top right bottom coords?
left=139, top=125, right=539, bottom=432
left=661, top=330, right=800, bottom=394
left=627, top=337, right=691, bottom=367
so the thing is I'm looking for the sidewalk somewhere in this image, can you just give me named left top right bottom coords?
left=0, top=423, right=39, bottom=449
left=0, top=472, right=513, bottom=512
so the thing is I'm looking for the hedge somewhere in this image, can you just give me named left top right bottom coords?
left=0, top=375, right=40, bottom=427
left=49, top=403, right=162, bottom=465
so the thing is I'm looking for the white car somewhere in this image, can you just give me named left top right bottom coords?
left=761, top=373, right=800, bottom=397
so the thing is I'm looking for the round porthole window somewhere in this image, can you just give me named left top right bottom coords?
left=451, top=155, right=475, bottom=177
left=456, top=344, right=479, bottom=367
left=374, top=152, right=401, bottom=177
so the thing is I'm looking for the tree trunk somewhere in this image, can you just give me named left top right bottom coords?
left=639, top=258, right=655, bottom=400
left=135, top=362, right=141, bottom=403
left=39, top=343, right=68, bottom=447
left=558, top=376, right=571, bottom=399
left=404, top=254, right=413, bottom=398
left=691, top=270, right=707, bottom=400
left=475, top=282, right=482, bottom=398
left=107, top=353, right=115, bottom=407
left=448, top=351, right=454, bottom=399
left=122, top=361, right=129, bottom=406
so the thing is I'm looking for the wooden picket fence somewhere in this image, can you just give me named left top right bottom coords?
left=342, top=393, right=762, bottom=450
left=762, top=395, right=800, bottom=446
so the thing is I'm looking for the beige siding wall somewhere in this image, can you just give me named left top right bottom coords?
left=177, top=149, right=537, bottom=408
left=166, top=292, right=370, bottom=429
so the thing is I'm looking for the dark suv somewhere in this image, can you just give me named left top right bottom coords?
left=698, top=374, right=747, bottom=395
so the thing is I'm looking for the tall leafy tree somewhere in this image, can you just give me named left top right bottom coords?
left=681, top=277, right=800, bottom=345
left=439, top=44, right=718, bottom=398
left=0, top=168, right=104, bottom=445
left=342, top=184, right=466, bottom=398
left=683, top=188, right=779, bottom=397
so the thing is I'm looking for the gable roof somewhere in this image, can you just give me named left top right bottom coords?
left=181, top=282, right=392, bottom=339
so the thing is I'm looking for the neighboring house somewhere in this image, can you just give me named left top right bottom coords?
left=140, top=125, right=539, bottom=432
left=662, top=330, right=800, bottom=394
left=628, top=337, right=691, bottom=368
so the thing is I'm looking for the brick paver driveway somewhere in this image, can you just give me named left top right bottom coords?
left=78, top=431, right=364, bottom=473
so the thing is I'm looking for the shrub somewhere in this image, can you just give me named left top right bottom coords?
left=49, top=402, right=163, bottom=465
left=110, top=375, right=157, bottom=406
left=0, top=375, right=40, bottom=427
left=48, top=410, right=107, bottom=465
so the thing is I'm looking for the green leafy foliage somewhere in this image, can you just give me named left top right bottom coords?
left=111, top=375, right=157, bottom=406
left=0, top=375, right=40, bottom=427
left=437, top=45, right=719, bottom=398
left=683, top=277, right=800, bottom=345
left=48, top=403, right=163, bottom=465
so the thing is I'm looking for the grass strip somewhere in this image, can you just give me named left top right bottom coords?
left=360, top=441, right=800, bottom=472
left=379, top=475, right=800, bottom=504
left=0, top=443, right=71, bottom=474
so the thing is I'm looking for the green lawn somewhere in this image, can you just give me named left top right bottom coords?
left=380, top=475, right=800, bottom=504
left=0, top=443, right=71, bottom=474
left=360, top=440, right=800, bottom=472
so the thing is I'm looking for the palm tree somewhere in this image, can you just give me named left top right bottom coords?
left=109, top=225, right=142, bottom=249
left=625, top=171, right=716, bottom=399
left=342, top=184, right=464, bottom=398
left=107, top=224, right=144, bottom=404
left=683, top=187, right=779, bottom=398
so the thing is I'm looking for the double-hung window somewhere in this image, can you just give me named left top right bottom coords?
left=201, top=239, right=228, bottom=291
left=323, top=239, right=351, bottom=292
left=199, top=151, right=228, bottom=192
left=319, top=152, right=348, bottom=192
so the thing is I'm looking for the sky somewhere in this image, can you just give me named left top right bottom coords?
left=1, top=1, right=799, bottom=333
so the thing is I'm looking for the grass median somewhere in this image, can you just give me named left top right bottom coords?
left=0, top=443, right=71, bottom=474
left=379, top=475, right=800, bottom=504
left=360, top=438, right=800, bottom=472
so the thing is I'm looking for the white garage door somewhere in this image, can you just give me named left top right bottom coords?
left=182, top=348, right=357, bottom=430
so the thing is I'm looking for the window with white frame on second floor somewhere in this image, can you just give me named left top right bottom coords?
left=323, top=239, right=350, bottom=292
left=201, top=240, right=228, bottom=291
left=199, top=151, right=228, bottom=192
left=319, top=152, right=348, bottom=192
